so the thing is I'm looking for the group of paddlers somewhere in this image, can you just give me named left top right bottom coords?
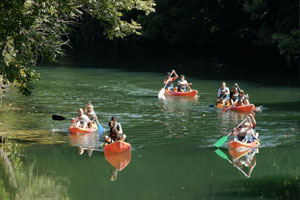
left=217, top=82, right=251, bottom=106
left=73, top=102, right=126, bottom=144
left=73, top=74, right=258, bottom=146
left=164, top=70, right=193, bottom=92
left=216, top=82, right=258, bottom=144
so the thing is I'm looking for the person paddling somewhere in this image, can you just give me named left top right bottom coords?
left=105, top=116, right=126, bottom=144
left=237, top=90, right=250, bottom=106
left=217, top=82, right=230, bottom=105
left=230, top=87, right=239, bottom=106
left=84, top=102, right=98, bottom=121
left=74, top=108, right=91, bottom=129
left=164, top=70, right=178, bottom=91
left=177, top=75, right=192, bottom=92
left=232, top=114, right=258, bottom=143
left=230, top=83, right=241, bottom=98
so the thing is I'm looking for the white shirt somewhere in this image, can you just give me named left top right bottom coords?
left=178, top=80, right=187, bottom=86
left=77, top=114, right=91, bottom=123
left=217, top=87, right=229, bottom=97
left=87, top=111, right=97, bottom=121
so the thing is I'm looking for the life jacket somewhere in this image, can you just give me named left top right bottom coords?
left=109, top=123, right=122, bottom=140
left=232, top=93, right=239, bottom=100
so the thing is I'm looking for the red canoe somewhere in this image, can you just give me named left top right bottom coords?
left=217, top=103, right=256, bottom=112
left=104, top=150, right=131, bottom=171
left=164, top=89, right=198, bottom=97
left=229, top=140, right=260, bottom=149
left=104, top=141, right=131, bottom=153
left=69, top=122, right=97, bottom=134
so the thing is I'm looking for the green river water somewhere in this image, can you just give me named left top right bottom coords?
left=0, top=53, right=300, bottom=199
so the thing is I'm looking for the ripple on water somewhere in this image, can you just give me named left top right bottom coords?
left=0, top=66, right=299, bottom=150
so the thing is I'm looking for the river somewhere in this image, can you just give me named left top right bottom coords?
left=0, top=45, right=299, bottom=199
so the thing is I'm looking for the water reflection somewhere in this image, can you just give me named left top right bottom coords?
left=160, top=96, right=198, bottom=113
left=229, top=148, right=258, bottom=178
left=215, top=148, right=258, bottom=178
left=104, top=150, right=132, bottom=181
left=0, top=141, right=69, bottom=199
left=69, top=132, right=103, bottom=157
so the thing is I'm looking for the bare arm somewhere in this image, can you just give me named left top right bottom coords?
left=247, top=157, right=256, bottom=178
left=172, top=70, right=179, bottom=79
left=83, top=106, right=88, bottom=114
left=249, top=114, right=256, bottom=127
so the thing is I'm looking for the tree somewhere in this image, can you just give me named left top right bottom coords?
left=0, top=0, right=155, bottom=95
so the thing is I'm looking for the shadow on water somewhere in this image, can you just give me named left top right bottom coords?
left=66, top=40, right=299, bottom=87
left=216, top=176, right=300, bottom=199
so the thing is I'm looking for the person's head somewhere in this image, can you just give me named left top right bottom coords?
left=78, top=108, right=83, bottom=115
left=232, top=87, right=238, bottom=93
left=111, top=116, right=117, bottom=126
left=234, top=83, right=238, bottom=87
left=111, top=116, right=117, bottom=122
left=108, top=121, right=113, bottom=128
left=87, top=104, right=94, bottom=112
left=239, top=90, right=245, bottom=96
left=244, top=122, right=251, bottom=127
left=180, top=75, right=185, bottom=81
left=221, top=82, right=226, bottom=89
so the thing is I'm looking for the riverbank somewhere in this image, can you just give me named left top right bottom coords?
left=66, top=40, right=299, bottom=87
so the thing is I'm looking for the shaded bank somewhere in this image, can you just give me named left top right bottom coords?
left=66, top=40, right=299, bottom=87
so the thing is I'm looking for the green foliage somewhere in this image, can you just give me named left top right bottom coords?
left=243, top=0, right=268, bottom=20
left=0, top=0, right=155, bottom=95
left=272, top=29, right=300, bottom=65
left=137, top=0, right=298, bottom=66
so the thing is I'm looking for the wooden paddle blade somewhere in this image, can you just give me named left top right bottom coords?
left=158, top=88, right=165, bottom=99
left=215, top=135, right=229, bottom=147
left=52, top=115, right=66, bottom=120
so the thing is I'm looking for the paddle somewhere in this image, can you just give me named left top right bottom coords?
left=221, top=105, right=233, bottom=112
left=52, top=115, right=71, bottom=121
left=215, top=149, right=249, bottom=177
left=96, top=119, right=105, bottom=134
left=255, top=106, right=262, bottom=112
left=215, top=118, right=248, bottom=147
left=158, top=71, right=174, bottom=99
left=236, top=84, right=241, bottom=92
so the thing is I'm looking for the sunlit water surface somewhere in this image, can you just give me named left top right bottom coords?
left=0, top=63, right=299, bottom=199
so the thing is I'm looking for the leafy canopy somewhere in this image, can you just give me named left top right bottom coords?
left=0, top=0, right=155, bottom=95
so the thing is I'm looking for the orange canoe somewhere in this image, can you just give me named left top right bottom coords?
left=229, top=149, right=252, bottom=160
left=229, top=140, right=260, bottom=149
left=104, top=141, right=131, bottom=153
left=164, top=89, right=198, bottom=97
left=69, top=122, right=97, bottom=134
left=104, top=150, right=131, bottom=171
left=217, top=103, right=256, bottom=112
